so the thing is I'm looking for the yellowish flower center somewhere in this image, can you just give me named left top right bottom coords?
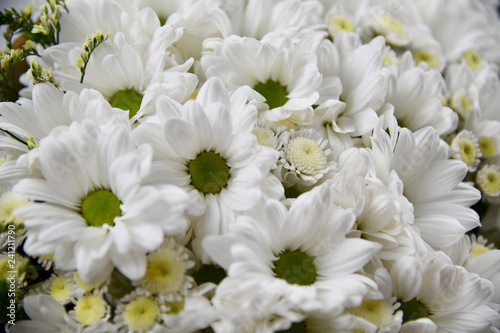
left=123, top=296, right=160, bottom=332
left=0, top=192, right=28, bottom=226
left=274, top=118, right=297, bottom=131
left=75, top=294, right=107, bottom=325
left=139, top=247, right=186, bottom=294
left=413, top=50, right=439, bottom=69
left=81, top=189, right=122, bottom=228
left=329, top=15, right=355, bottom=32
left=449, top=92, right=471, bottom=119
left=478, top=136, right=497, bottom=157
left=252, top=127, right=278, bottom=149
left=74, top=272, right=101, bottom=293
left=457, top=137, right=477, bottom=167
left=479, top=166, right=500, bottom=195
left=470, top=243, right=490, bottom=258
left=438, top=95, right=448, bottom=107
left=50, top=275, right=73, bottom=302
left=464, top=49, right=481, bottom=71
left=348, top=300, right=394, bottom=328
left=374, top=16, right=407, bottom=47
left=286, top=137, right=327, bottom=175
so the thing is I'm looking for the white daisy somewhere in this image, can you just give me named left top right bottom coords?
left=134, top=77, right=280, bottom=260
left=391, top=251, right=499, bottom=332
left=203, top=185, right=382, bottom=320
left=450, top=129, right=482, bottom=172
left=370, top=121, right=481, bottom=249
left=201, top=32, right=324, bottom=125
left=12, top=117, right=189, bottom=284
left=476, top=164, right=500, bottom=204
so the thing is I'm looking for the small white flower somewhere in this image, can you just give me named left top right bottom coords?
left=450, top=129, right=482, bottom=172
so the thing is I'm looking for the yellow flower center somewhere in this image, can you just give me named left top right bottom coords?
left=478, top=136, right=497, bottom=157
left=470, top=243, right=490, bottom=258
left=479, top=166, right=500, bottom=195
left=75, top=295, right=107, bottom=325
left=329, top=15, right=355, bottom=32
left=457, top=137, right=477, bottom=167
left=449, top=92, right=471, bottom=119
left=413, top=50, right=439, bottom=69
left=374, top=16, right=407, bottom=47
left=139, top=247, right=186, bottom=294
left=0, top=192, right=28, bottom=226
left=348, top=300, right=394, bottom=328
left=252, top=127, right=278, bottom=149
left=74, top=272, right=101, bottom=293
left=464, top=49, right=481, bottom=71
left=286, top=137, right=327, bottom=175
left=50, top=275, right=73, bottom=302
left=123, top=296, right=160, bottom=332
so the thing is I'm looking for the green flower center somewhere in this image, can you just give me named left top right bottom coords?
left=273, top=250, right=316, bottom=286
left=187, top=151, right=230, bottom=195
left=109, top=89, right=143, bottom=119
left=81, top=189, right=122, bottom=227
left=253, top=80, right=289, bottom=109
left=413, top=50, right=439, bottom=69
left=399, top=298, right=430, bottom=323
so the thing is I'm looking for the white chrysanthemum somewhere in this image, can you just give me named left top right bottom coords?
left=391, top=251, right=499, bottom=332
left=203, top=185, right=382, bottom=321
left=8, top=295, right=80, bottom=333
left=13, top=117, right=189, bottom=284
left=68, top=292, right=112, bottom=330
left=134, top=78, right=281, bottom=259
left=201, top=32, right=324, bottom=125
left=275, top=128, right=336, bottom=189
left=386, top=51, right=458, bottom=136
left=370, top=121, right=481, bottom=249
left=315, top=32, right=390, bottom=138
left=477, top=164, right=500, bottom=204
left=114, top=292, right=163, bottom=333
left=0, top=83, right=126, bottom=182
left=450, top=130, right=482, bottom=172
left=223, top=0, right=324, bottom=39
left=27, top=28, right=196, bottom=121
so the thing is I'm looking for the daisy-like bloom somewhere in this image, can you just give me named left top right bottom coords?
left=114, top=292, right=163, bottom=332
left=391, top=251, right=499, bottom=332
left=275, top=128, right=335, bottom=190
left=385, top=51, right=458, bottom=136
left=315, top=32, right=390, bottom=139
left=12, top=117, right=189, bottom=284
left=450, top=130, right=482, bottom=172
left=31, top=28, right=198, bottom=122
left=133, top=238, right=195, bottom=301
left=223, top=0, right=324, bottom=39
left=203, top=185, right=382, bottom=322
left=0, top=83, right=126, bottom=181
left=8, top=294, right=80, bottom=333
left=201, top=31, right=324, bottom=125
left=134, top=78, right=280, bottom=259
left=370, top=121, right=481, bottom=249
left=476, top=164, right=500, bottom=204
left=68, top=292, right=113, bottom=331
left=252, top=120, right=281, bottom=150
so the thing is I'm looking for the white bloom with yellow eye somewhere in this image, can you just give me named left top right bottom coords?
left=13, top=117, right=189, bottom=285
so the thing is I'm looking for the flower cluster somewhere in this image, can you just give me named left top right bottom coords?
left=1, top=0, right=500, bottom=332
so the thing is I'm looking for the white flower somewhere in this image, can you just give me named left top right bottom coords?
left=201, top=32, right=324, bottom=125
left=391, top=251, right=499, bottom=332
left=316, top=32, right=390, bottom=137
left=13, top=117, right=189, bottom=284
left=450, top=129, right=482, bottom=172
left=8, top=295, right=80, bottom=333
left=134, top=77, right=280, bottom=259
left=203, top=185, right=382, bottom=321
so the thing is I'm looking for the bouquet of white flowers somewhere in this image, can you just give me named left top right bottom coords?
left=1, top=0, right=500, bottom=332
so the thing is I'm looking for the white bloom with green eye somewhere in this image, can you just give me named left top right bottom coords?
left=201, top=31, right=324, bottom=126
left=134, top=77, right=281, bottom=261
left=12, top=116, right=189, bottom=285
left=203, top=185, right=382, bottom=325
